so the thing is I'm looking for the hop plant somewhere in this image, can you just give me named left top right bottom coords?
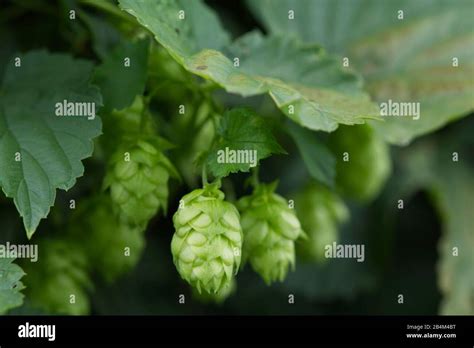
left=22, top=239, right=92, bottom=315
left=69, top=195, right=146, bottom=283
left=104, top=139, right=178, bottom=226
left=171, top=101, right=216, bottom=187
left=171, top=182, right=242, bottom=294
left=294, top=182, right=349, bottom=262
left=93, top=222, right=145, bottom=283
left=328, top=124, right=391, bottom=201
left=192, top=278, right=236, bottom=305
left=100, top=96, right=156, bottom=154
left=237, top=182, right=305, bottom=284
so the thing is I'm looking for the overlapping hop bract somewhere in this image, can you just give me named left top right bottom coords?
left=328, top=124, right=391, bottom=201
left=22, top=239, right=92, bottom=315
left=192, top=277, right=236, bottom=304
left=102, top=96, right=177, bottom=226
left=237, top=182, right=305, bottom=284
left=71, top=195, right=145, bottom=283
left=294, top=182, right=349, bottom=262
left=171, top=183, right=242, bottom=294
left=104, top=139, right=177, bottom=226
left=23, top=195, right=147, bottom=315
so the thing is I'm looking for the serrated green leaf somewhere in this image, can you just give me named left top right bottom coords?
left=121, top=0, right=230, bottom=62
left=94, top=38, right=149, bottom=112
left=0, top=258, right=25, bottom=314
left=249, top=0, right=474, bottom=144
left=224, top=32, right=380, bottom=131
left=119, top=0, right=379, bottom=132
left=0, top=50, right=102, bottom=237
left=206, top=108, right=285, bottom=178
left=286, top=121, right=335, bottom=187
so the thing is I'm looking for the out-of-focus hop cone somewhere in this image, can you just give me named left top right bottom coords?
left=293, top=182, right=349, bottom=262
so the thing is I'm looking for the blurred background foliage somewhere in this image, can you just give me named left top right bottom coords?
left=0, top=0, right=473, bottom=315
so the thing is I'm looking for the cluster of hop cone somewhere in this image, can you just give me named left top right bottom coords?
left=172, top=180, right=306, bottom=298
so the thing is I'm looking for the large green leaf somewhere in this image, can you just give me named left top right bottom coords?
left=249, top=0, right=474, bottom=144
left=0, top=50, right=102, bottom=237
left=206, top=108, right=285, bottom=178
left=0, top=258, right=25, bottom=314
left=120, top=0, right=230, bottom=62
left=119, top=0, right=379, bottom=132
left=93, top=38, right=149, bottom=113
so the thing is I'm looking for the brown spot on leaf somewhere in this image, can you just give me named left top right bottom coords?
left=196, top=65, right=208, bottom=70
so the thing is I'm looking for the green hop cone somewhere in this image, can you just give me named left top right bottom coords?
left=172, top=101, right=216, bottom=187
left=148, top=45, right=190, bottom=97
left=22, top=239, right=92, bottom=315
left=104, top=139, right=178, bottom=225
left=93, top=221, right=145, bottom=283
left=328, top=124, right=391, bottom=201
left=237, top=181, right=305, bottom=284
left=294, top=182, right=349, bottom=262
left=101, top=96, right=156, bottom=154
left=70, top=195, right=146, bottom=283
left=171, top=183, right=242, bottom=294
left=192, top=277, right=236, bottom=305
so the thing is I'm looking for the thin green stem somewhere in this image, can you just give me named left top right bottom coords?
left=201, top=166, right=208, bottom=186
left=139, top=99, right=151, bottom=133
left=78, top=0, right=137, bottom=25
left=251, top=166, right=260, bottom=189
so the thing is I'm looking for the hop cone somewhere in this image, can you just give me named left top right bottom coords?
left=22, top=239, right=92, bottom=315
left=104, top=139, right=177, bottom=225
left=328, top=124, right=391, bottom=201
left=100, top=96, right=155, bottom=154
left=237, top=182, right=305, bottom=284
left=171, top=183, right=242, bottom=294
left=192, top=277, right=236, bottom=304
left=294, top=182, right=349, bottom=262
left=70, top=195, right=146, bottom=283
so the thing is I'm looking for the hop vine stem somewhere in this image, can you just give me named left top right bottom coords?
left=202, top=166, right=208, bottom=186
left=78, top=0, right=137, bottom=25
left=251, top=166, right=260, bottom=189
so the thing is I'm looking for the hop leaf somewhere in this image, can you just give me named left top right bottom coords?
left=104, top=139, right=177, bottom=225
left=0, top=258, right=25, bottom=314
left=171, top=183, right=243, bottom=294
left=238, top=182, right=305, bottom=284
left=205, top=108, right=285, bottom=178
left=101, top=96, right=157, bottom=150
left=293, top=182, right=349, bottom=262
left=22, top=239, right=92, bottom=315
left=0, top=50, right=102, bottom=237
left=328, top=124, right=391, bottom=201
